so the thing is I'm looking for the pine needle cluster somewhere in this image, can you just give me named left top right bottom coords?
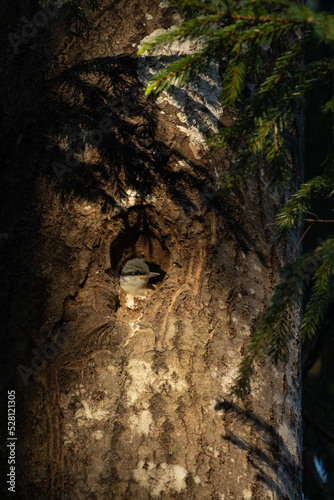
left=232, top=237, right=334, bottom=396
left=62, top=0, right=102, bottom=32
left=40, top=0, right=102, bottom=33
left=139, top=0, right=334, bottom=396
left=63, top=1, right=101, bottom=32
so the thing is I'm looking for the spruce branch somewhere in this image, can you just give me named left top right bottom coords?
left=143, top=52, right=207, bottom=96
left=64, top=0, right=102, bottom=32
left=231, top=238, right=334, bottom=397
left=301, top=258, right=334, bottom=340
left=276, top=175, right=334, bottom=240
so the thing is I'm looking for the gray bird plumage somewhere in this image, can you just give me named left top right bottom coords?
left=120, top=258, right=160, bottom=295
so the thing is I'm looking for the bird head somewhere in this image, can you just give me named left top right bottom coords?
left=120, top=258, right=160, bottom=295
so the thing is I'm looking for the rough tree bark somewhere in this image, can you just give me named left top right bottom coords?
left=0, top=1, right=302, bottom=499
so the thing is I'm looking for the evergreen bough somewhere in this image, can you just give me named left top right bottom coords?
left=63, top=0, right=101, bottom=32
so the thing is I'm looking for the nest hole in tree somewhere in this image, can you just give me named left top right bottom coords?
left=108, top=225, right=170, bottom=286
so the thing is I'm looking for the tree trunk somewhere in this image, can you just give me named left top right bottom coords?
left=1, top=1, right=302, bottom=498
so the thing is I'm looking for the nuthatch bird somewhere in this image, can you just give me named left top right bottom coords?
left=120, top=258, right=160, bottom=295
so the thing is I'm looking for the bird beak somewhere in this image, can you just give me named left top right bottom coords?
left=140, top=272, right=160, bottom=279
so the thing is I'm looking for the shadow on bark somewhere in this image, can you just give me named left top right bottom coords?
left=44, top=56, right=267, bottom=256
left=215, top=399, right=300, bottom=498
